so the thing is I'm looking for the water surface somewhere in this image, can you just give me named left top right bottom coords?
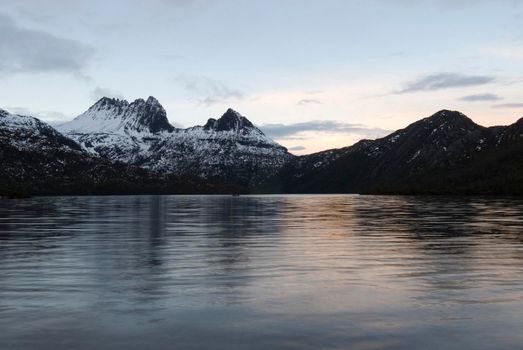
left=1, top=195, right=523, bottom=349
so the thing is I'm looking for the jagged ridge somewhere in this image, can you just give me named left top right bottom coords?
left=57, top=98, right=293, bottom=186
left=58, top=96, right=174, bottom=135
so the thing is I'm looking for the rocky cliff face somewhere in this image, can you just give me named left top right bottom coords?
left=58, top=96, right=174, bottom=134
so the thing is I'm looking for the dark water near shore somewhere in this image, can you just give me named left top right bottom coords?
left=1, top=195, right=523, bottom=349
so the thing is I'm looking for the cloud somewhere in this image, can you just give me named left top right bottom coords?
left=376, top=0, right=521, bottom=7
left=396, top=73, right=495, bottom=94
left=91, top=86, right=124, bottom=101
left=6, top=106, right=71, bottom=124
left=175, top=74, right=244, bottom=106
left=0, top=13, right=94, bottom=77
left=261, top=120, right=390, bottom=140
left=304, top=90, right=324, bottom=95
left=297, top=99, right=322, bottom=105
left=492, top=103, right=523, bottom=109
left=479, top=47, right=523, bottom=60
left=458, top=93, right=503, bottom=102
left=288, top=145, right=306, bottom=151
left=0, top=0, right=205, bottom=23
left=146, top=0, right=205, bottom=7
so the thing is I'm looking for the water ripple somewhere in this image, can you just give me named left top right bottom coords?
left=1, top=195, right=523, bottom=349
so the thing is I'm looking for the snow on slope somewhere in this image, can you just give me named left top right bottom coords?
left=58, top=96, right=174, bottom=135
left=1, top=108, right=53, bottom=133
left=57, top=97, right=293, bottom=184
left=0, top=108, right=81, bottom=152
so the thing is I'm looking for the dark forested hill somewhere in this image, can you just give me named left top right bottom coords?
left=273, top=110, right=523, bottom=195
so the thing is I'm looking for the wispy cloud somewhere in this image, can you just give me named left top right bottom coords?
left=297, top=99, right=322, bottom=105
left=304, top=90, right=324, bottom=95
left=492, top=103, right=523, bottom=109
left=6, top=106, right=71, bottom=124
left=0, top=13, right=94, bottom=78
left=288, top=145, right=306, bottom=151
left=396, top=73, right=495, bottom=94
left=377, top=0, right=522, bottom=8
left=91, top=86, right=124, bottom=101
left=175, top=74, right=244, bottom=106
left=479, top=47, right=523, bottom=60
left=458, top=93, right=503, bottom=102
left=261, top=120, right=390, bottom=139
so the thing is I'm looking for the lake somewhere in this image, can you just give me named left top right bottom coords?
left=1, top=195, right=523, bottom=349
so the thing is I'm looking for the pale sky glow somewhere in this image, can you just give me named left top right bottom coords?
left=1, top=0, right=523, bottom=154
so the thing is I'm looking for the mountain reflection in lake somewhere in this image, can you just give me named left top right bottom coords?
left=1, top=195, right=523, bottom=350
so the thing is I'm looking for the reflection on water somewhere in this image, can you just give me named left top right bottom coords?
left=1, top=195, right=523, bottom=349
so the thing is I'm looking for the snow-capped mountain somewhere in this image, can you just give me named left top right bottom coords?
left=146, top=108, right=293, bottom=184
left=0, top=108, right=81, bottom=152
left=0, top=108, right=240, bottom=196
left=57, top=97, right=293, bottom=186
left=58, top=96, right=174, bottom=135
left=0, top=108, right=132, bottom=195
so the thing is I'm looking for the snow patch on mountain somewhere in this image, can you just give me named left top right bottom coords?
left=1, top=108, right=50, bottom=132
left=1, top=108, right=81, bottom=152
left=58, top=96, right=174, bottom=135
left=56, top=98, right=293, bottom=185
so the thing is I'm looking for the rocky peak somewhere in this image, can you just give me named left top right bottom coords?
left=125, top=96, right=174, bottom=133
left=58, top=96, right=175, bottom=134
left=424, top=110, right=478, bottom=128
left=390, top=110, right=481, bottom=142
left=90, top=97, right=129, bottom=113
left=204, top=108, right=256, bottom=132
left=146, top=96, right=162, bottom=107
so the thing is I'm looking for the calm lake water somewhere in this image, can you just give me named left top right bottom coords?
left=1, top=195, right=523, bottom=350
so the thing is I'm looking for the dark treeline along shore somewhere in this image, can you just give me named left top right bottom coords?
left=1, top=97, right=523, bottom=197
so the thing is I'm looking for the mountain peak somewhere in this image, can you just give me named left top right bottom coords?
left=58, top=96, right=175, bottom=134
left=126, top=96, right=174, bottom=133
left=224, top=108, right=241, bottom=117
left=427, top=110, right=474, bottom=123
left=204, top=109, right=255, bottom=132
left=92, top=97, right=129, bottom=109
left=146, top=96, right=161, bottom=105
left=412, top=109, right=480, bottom=132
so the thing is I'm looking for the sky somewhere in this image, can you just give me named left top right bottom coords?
left=0, top=0, right=522, bottom=154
